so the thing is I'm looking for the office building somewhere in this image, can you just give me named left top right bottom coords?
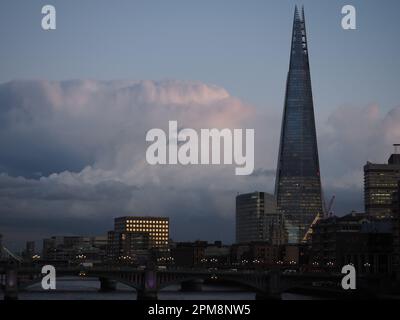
left=311, top=212, right=393, bottom=274
left=364, top=146, right=400, bottom=218
left=275, top=6, right=323, bottom=244
left=236, top=192, right=286, bottom=244
left=107, top=216, right=169, bottom=263
left=393, top=182, right=400, bottom=274
left=114, top=216, right=169, bottom=247
left=107, top=231, right=151, bottom=263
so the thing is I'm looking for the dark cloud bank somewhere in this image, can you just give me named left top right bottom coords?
left=0, top=80, right=399, bottom=249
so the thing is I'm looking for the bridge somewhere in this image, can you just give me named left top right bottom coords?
left=0, top=265, right=383, bottom=300
left=0, top=266, right=283, bottom=300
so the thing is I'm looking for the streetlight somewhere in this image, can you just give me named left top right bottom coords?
left=276, top=260, right=283, bottom=266
left=364, top=262, right=371, bottom=273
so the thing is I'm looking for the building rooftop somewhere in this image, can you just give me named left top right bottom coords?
left=115, top=216, right=169, bottom=220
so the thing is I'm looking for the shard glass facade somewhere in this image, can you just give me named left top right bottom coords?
left=275, top=7, right=323, bottom=244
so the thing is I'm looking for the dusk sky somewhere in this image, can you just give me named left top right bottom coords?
left=1, top=0, right=400, bottom=250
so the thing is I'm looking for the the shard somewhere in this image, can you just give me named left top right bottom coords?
left=275, top=6, right=323, bottom=244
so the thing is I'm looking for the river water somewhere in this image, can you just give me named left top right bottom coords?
left=0, top=277, right=322, bottom=300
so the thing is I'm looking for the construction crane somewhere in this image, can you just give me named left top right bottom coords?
left=302, top=194, right=336, bottom=243
left=326, top=195, right=336, bottom=217
left=301, top=212, right=322, bottom=243
left=0, top=245, right=23, bottom=263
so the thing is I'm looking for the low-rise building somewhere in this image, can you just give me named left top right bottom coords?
left=204, top=241, right=231, bottom=266
left=42, top=236, right=107, bottom=263
left=230, top=242, right=282, bottom=267
left=171, top=241, right=207, bottom=267
left=311, top=212, right=393, bottom=274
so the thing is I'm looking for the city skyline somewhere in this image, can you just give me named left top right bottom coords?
left=1, top=1, right=400, bottom=249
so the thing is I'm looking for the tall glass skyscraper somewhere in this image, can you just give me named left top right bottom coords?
left=275, top=6, right=323, bottom=244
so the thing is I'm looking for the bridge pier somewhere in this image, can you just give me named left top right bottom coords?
left=4, top=269, right=18, bottom=300
left=99, top=277, right=117, bottom=292
left=255, top=270, right=282, bottom=300
left=136, top=268, right=158, bottom=300
left=181, top=279, right=203, bottom=292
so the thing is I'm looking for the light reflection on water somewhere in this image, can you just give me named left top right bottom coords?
left=1, top=277, right=320, bottom=300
